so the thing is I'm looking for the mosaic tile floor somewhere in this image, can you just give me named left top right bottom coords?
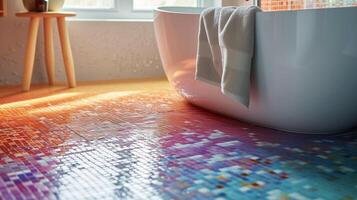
left=0, top=80, right=356, bottom=200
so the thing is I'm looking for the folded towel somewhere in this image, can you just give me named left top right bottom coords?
left=195, top=7, right=223, bottom=86
left=195, top=6, right=261, bottom=107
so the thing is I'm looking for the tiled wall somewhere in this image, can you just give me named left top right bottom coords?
left=0, top=1, right=164, bottom=86
left=261, top=0, right=357, bottom=11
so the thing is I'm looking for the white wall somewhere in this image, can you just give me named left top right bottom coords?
left=0, top=1, right=164, bottom=86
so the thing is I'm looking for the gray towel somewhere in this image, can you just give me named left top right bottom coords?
left=195, top=7, right=224, bottom=86
left=195, top=6, right=261, bottom=107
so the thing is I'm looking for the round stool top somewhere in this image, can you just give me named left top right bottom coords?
left=16, top=12, right=76, bottom=18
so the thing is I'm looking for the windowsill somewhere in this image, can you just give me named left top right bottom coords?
left=67, top=18, right=154, bottom=22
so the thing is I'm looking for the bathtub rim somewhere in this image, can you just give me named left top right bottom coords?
left=155, top=5, right=357, bottom=15
left=154, top=6, right=205, bottom=15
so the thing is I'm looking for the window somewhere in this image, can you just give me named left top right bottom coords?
left=64, top=0, right=214, bottom=19
left=259, top=0, right=357, bottom=11
left=133, top=0, right=199, bottom=10
left=64, top=0, right=116, bottom=9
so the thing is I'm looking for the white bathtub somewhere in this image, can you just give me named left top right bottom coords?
left=153, top=6, right=357, bottom=134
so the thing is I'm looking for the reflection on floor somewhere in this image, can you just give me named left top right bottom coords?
left=0, top=79, right=356, bottom=200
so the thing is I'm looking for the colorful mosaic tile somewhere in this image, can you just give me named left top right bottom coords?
left=0, top=83, right=356, bottom=200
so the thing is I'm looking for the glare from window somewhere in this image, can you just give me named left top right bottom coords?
left=261, top=0, right=357, bottom=11
left=133, top=0, right=199, bottom=10
left=64, top=0, right=116, bottom=9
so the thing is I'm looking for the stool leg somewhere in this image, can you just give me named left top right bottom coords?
left=22, top=17, right=40, bottom=92
left=44, top=17, right=55, bottom=86
left=57, top=17, right=76, bottom=88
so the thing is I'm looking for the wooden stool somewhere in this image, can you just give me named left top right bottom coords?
left=16, top=12, right=77, bottom=91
